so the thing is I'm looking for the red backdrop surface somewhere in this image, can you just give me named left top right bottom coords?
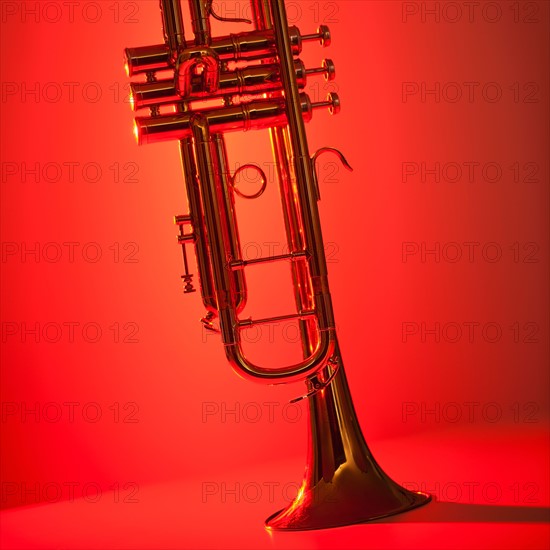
left=0, top=1, right=548, bottom=549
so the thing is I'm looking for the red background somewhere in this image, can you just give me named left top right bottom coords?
left=1, top=1, right=548, bottom=548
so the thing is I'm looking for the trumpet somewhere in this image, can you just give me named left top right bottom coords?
left=124, top=0, right=431, bottom=530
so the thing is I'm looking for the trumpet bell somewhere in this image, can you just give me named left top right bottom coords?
left=265, top=464, right=431, bottom=530
left=265, top=362, right=431, bottom=530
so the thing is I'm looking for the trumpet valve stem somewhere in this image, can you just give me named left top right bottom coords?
left=311, top=92, right=341, bottom=115
left=305, top=59, right=336, bottom=81
left=301, top=25, right=331, bottom=47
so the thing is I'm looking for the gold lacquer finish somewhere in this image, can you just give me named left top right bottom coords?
left=130, top=59, right=333, bottom=110
left=124, top=0, right=430, bottom=530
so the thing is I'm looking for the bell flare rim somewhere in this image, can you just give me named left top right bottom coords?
left=264, top=492, right=432, bottom=531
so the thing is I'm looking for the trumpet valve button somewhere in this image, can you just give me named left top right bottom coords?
left=327, top=91, right=340, bottom=114
left=322, top=59, right=336, bottom=81
left=317, top=25, right=331, bottom=47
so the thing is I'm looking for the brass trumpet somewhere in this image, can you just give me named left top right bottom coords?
left=124, top=0, right=430, bottom=530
